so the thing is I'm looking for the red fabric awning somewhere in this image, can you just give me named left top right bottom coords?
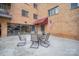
left=34, top=17, right=48, bottom=25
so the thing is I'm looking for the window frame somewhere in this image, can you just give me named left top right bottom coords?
left=33, top=3, right=38, bottom=9
left=48, top=6, right=59, bottom=16
left=71, top=3, right=79, bottom=9
left=22, top=9, right=29, bottom=17
left=33, top=14, right=38, bottom=19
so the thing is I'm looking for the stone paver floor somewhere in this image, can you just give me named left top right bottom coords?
left=0, top=34, right=79, bottom=56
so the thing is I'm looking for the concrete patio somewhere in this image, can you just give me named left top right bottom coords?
left=0, top=34, right=79, bottom=56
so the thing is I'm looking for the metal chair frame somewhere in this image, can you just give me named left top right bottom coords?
left=17, top=32, right=27, bottom=47
left=30, top=33, right=39, bottom=49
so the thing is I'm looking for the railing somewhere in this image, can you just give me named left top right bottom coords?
left=0, top=9, right=12, bottom=19
left=0, top=3, right=12, bottom=19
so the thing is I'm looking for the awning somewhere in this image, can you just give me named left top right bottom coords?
left=34, top=17, right=48, bottom=25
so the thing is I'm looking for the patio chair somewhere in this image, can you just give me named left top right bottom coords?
left=18, top=32, right=22, bottom=41
left=17, top=32, right=27, bottom=47
left=30, top=33, right=39, bottom=49
left=39, top=33, right=50, bottom=48
left=45, top=33, right=50, bottom=42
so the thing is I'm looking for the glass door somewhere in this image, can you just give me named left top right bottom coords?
left=41, top=25, right=45, bottom=33
left=0, top=24, right=1, bottom=37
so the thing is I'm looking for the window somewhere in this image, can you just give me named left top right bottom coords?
left=0, top=3, right=11, bottom=9
left=48, top=6, right=59, bottom=16
left=22, top=9, right=28, bottom=17
left=33, top=3, right=37, bottom=9
left=32, top=25, right=35, bottom=31
left=78, top=3, right=79, bottom=6
left=33, top=14, right=38, bottom=19
left=71, top=3, right=79, bottom=9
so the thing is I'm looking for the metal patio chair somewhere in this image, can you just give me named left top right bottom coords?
left=39, top=33, right=50, bottom=48
left=17, top=32, right=27, bottom=47
left=30, top=33, right=39, bottom=49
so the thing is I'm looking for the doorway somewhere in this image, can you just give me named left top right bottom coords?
left=41, top=25, right=45, bottom=33
left=0, top=24, right=1, bottom=37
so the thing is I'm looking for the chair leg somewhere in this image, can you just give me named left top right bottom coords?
left=17, top=41, right=26, bottom=47
left=30, top=41, right=34, bottom=48
left=37, top=41, right=39, bottom=48
left=40, top=40, right=50, bottom=48
left=30, top=41, right=39, bottom=49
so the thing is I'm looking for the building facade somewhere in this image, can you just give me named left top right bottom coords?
left=47, top=3, right=79, bottom=40
left=0, top=3, right=38, bottom=37
left=0, top=3, right=79, bottom=40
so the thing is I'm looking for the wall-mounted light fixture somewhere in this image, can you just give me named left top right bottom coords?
left=50, top=20, right=52, bottom=24
left=25, top=21, right=27, bottom=24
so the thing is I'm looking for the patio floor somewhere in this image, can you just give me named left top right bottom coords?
left=0, top=34, right=79, bottom=56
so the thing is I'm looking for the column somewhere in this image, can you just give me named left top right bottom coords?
left=1, top=22, right=7, bottom=37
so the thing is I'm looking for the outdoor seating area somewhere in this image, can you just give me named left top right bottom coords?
left=30, top=32, right=50, bottom=48
left=16, top=32, right=50, bottom=48
left=0, top=34, right=79, bottom=56
left=0, top=3, right=79, bottom=56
